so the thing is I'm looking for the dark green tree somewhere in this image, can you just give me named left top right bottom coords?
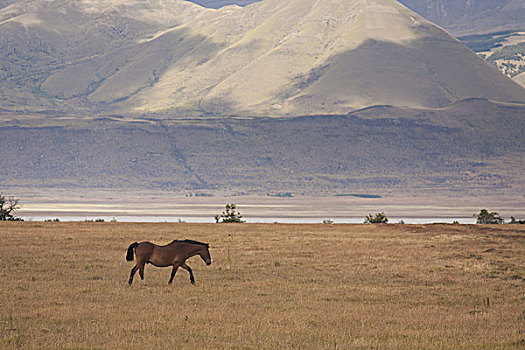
left=0, top=193, right=21, bottom=221
left=364, top=212, right=388, bottom=224
left=476, top=209, right=504, bottom=224
left=215, top=204, right=244, bottom=223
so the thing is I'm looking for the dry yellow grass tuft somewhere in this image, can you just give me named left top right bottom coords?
left=1, top=222, right=524, bottom=349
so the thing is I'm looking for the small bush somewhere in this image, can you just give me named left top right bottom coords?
left=215, top=204, right=244, bottom=223
left=509, top=217, right=525, bottom=224
left=364, top=212, right=388, bottom=224
left=476, top=209, right=504, bottom=224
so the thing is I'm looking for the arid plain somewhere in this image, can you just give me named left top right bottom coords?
left=1, top=222, right=523, bottom=349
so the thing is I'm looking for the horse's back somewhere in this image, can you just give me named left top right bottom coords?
left=134, top=241, right=155, bottom=261
left=148, top=241, right=185, bottom=267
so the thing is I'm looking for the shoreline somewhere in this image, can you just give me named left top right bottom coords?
left=8, top=190, right=524, bottom=223
left=19, top=215, right=478, bottom=224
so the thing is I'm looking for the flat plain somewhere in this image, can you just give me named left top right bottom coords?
left=1, top=222, right=524, bottom=349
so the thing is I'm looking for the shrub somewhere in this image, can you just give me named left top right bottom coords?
left=215, top=204, right=244, bottom=223
left=509, top=217, right=525, bottom=224
left=0, top=193, right=22, bottom=221
left=476, top=209, right=504, bottom=224
left=364, top=212, right=388, bottom=224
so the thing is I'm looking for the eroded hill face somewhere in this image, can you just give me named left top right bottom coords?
left=1, top=0, right=524, bottom=117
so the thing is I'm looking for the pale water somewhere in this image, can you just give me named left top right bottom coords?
left=22, top=216, right=476, bottom=224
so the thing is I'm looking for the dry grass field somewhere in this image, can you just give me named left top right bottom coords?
left=1, top=222, right=524, bottom=349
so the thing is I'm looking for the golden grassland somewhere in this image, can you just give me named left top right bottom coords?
left=0, top=222, right=524, bottom=349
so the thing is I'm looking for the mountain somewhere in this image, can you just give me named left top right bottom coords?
left=187, top=0, right=525, bottom=36
left=1, top=0, right=524, bottom=195
left=1, top=99, right=524, bottom=195
left=394, top=1, right=525, bottom=88
left=397, top=0, right=525, bottom=36
left=1, top=0, right=524, bottom=117
left=0, top=0, right=211, bottom=113
left=182, top=1, right=525, bottom=88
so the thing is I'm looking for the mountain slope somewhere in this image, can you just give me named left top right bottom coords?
left=1, top=0, right=524, bottom=117
left=0, top=0, right=211, bottom=112
left=124, top=0, right=525, bottom=116
left=187, top=0, right=525, bottom=36
left=1, top=99, right=524, bottom=194
left=397, top=0, right=525, bottom=36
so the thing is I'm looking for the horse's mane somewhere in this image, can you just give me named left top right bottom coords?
left=171, top=239, right=209, bottom=247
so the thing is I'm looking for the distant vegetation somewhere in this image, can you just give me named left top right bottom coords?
left=458, top=31, right=515, bottom=52
left=266, top=192, right=293, bottom=198
left=476, top=209, right=504, bottom=224
left=485, top=43, right=525, bottom=78
left=509, top=217, right=525, bottom=224
left=457, top=31, right=525, bottom=78
left=186, top=192, right=214, bottom=197
left=0, top=193, right=22, bottom=221
left=335, top=194, right=382, bottom=198
left=364, top=212, right=388, bottom=224
left=214, top=204, right=244, bottom=223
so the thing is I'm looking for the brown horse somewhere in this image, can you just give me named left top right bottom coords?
left=126, top=239, right=211, bottom=285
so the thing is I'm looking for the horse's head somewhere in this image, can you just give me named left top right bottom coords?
left=199, top=243, right=212, bottom=266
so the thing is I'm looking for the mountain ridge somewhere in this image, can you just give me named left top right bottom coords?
left=1, top=0, right=524, bottom=117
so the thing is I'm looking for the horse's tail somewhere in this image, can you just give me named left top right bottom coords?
left=126, top=242, right=139, bottom=261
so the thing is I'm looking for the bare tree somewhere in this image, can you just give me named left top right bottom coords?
left=0, top=193, right=21, bottom=221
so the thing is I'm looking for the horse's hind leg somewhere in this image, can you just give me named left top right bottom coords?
left=168, top=265, right=179, bottom=285
left=128, top=265, right=138, bottom=285
left=139, top=262, right=146, bottom=285
left=181, top=263, right=195, bottom=285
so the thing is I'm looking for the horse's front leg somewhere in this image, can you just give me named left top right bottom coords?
left=168, top=264, right=179, bottom=285
left=181, top=263, right=195, bottom=285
